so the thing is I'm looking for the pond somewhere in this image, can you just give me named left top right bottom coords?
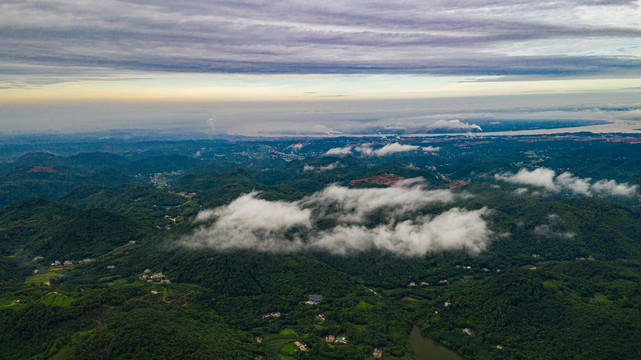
left=408, top=325, right=465, bottom=360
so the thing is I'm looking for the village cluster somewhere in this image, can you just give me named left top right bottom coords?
left=260, top=312, right=281, bottom=319
left=304, top=294, right=323, bottom=305
left=49, top=258, right=93, bottom=267
left=138, top=269, right=171, bottom=284
left=407, top=265, right=506, bottom=287
left=258, top=294, right=385, bottom=357
left=324, top=335, right=348, bottom=344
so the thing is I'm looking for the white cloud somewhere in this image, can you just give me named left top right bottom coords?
left=194, top=209, right=217, bottom=222
left=371, top=142, right=420, bottom=156
left=311, top=207, right=491, bottom=256
left=495, top=167, right=557, bottom=191
left=533, top=224, right=575, bottom=239
left=300, top=184, right=458, bottom=223
left=180, top=184, right=491, bottom=256
left=184, top=191, right=311, bottom=252
left=354, top=143, right=375, bottom=156
left=288, top=143, right=304, bottom=152
left=496, top=167, right=638, bottom=197
left=311, top=124, right=341, bottom=135
left=348, top=142, right=433, bottom=156
left=430, top=119, right=482, bottom=132
left=533, top=215, right=574, bottom=239
left=614, top=109, right=641, bottom=120
left=395, top=177, right=427, bottom=188
left=592, top=179, right=639, bottom=197
left=555, top=172, right=592, bottom=195
left=422, top=146, right=441, bottom=152
left=206, top=114, right=217, bottom=133
left=514, top=187, right=528, bottom=195
left=325, top=146, right=353, bottom=155
left=303, top=162, right=341, bottom=172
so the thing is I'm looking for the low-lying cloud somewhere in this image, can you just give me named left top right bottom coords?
left=422, top=146, right=441, bottom=152
left=368, top=143, right=423, bottom=156
left=311, top=124, right=342, bottom=135
left=533, top=224, right=575, bottom=239
left=325, top=145, right=353, bottom=155
left=326, top=142, right=439, bottom=156
left=193, top=192, right=312, bottom=252
left=181, top=184, right=492, bottom=256
left=497, top=167, right=557, bottom=191
left=288, top=143, right=304, bottom=152
left=496, top=167, right=638, bottom=197
left=430, top=120, right=482, bottom=132
left=303, top=162, right=341, bottom=172
left=533, top=214, right=575, bottom=239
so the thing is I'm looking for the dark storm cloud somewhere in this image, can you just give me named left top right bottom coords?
left=1, top=0, right=640, bottom=77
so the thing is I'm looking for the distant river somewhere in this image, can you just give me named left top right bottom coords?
left=242, top=119, right=641, bottom=138
left=408, top=325, right=465, bottom=360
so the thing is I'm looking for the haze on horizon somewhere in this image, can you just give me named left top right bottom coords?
left=2, top=0, right=641, bottom=135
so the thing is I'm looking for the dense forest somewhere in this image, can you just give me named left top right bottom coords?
left=1, top=133, right=641, bottom=359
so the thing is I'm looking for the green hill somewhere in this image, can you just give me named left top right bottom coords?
left=39, top=208, right=147, bottom=261
left=60, top=183, right=195, bottom=228
left=0, top=165, right=133, bottom=207
left=0, top=199, right=146, bottom=262
left=0, top=198, right=77, bottom=257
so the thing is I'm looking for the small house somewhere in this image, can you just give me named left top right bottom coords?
left=325, top=335, right=335, bottom=343
left=306, top=294, right=322, bottom=305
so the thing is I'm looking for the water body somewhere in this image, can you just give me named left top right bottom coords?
left=243, top=120, right=641, bottom=138
left=408, top=325, right=465, bottom=360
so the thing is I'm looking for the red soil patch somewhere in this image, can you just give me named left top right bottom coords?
left=28, top=166, right=56, bottom=173
left=448, top=180, right=469, bottom=189
left=350, top=173, right=402, bottom=187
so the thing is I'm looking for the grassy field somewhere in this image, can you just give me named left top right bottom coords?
left=280, top=343, right=297, bottom=355
left=40, top=292, right=75, bottom=307
left=279, top=328, right=297, bottom=335
left=0, top=298, right=25, bottom=309
left=264, top=338, right=287, bottom=358
left=357, top=300, right=374, bottom=309
left=24, top=271, right=60, bottom=285
left=262, top=331, right=301, bottom=359
left=108, top=278, right=128, bottom=286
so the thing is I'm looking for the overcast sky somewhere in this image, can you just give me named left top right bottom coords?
left=2, top=0, right=641, bottom=133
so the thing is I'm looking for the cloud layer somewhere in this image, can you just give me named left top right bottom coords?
left=2, top=0, right=641, bottom=83
left=496, top=167, right=639, bottom=197
left=182, top=184, right=492, bottom=256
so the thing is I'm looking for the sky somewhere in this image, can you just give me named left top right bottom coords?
left=2, top=0, right=641, bottom=134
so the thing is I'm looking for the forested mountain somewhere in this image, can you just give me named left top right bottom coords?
left=1, top=134, right=641, bottom=359
left=0, top=199, right=147, bottom=263
left=0, top=165, right=133, bottom=207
